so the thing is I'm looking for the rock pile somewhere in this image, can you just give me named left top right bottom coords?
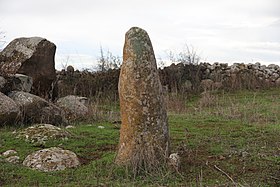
left=0, top=36, right=90, bottom=126
left=200, top=62, right=280, bottom=87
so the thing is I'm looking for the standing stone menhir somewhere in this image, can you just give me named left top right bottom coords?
left=115, top=27, right=170, bottom=173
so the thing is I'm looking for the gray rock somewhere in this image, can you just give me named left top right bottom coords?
left=168, top=153, right=181, bottom=171
left=0, top=92, right=20, bottom=125
left=12, top=74, right=33, bottom=92
left=0, top=37, right=56, bottom=100
left=8, top=91, right=66, bottom=125
left=276, top=78, right=280, bottom=87
left=5, top=156, right=20, bottom=164
left=23, top=147, right=80, bottom=172
left=2, top=150, right=17, bottom=157
left=17, top=124, right=70, bottom=145
left=56, top=95, right=88, bottom=120
left=0, top=76, right=7, bottom=90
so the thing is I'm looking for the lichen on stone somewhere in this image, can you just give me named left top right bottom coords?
left=17, top=124, right=70, bottom=145
left=23, top=147, right=80, bottom=172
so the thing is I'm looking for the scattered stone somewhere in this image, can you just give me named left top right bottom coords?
left=0, top=92, right=20, bottom=125
left=17, top=124, right=70, bottom=145
left=0, top=37, right=57, bottom=99
left=97, top=126, right=105, bottom=129
left=116, top=27, right=170, bottom=170
left=9, top=91, right=66, bottom=125
left=65, top=125, right=75, bottom=129
left=241, top=151, right=249, bottom=158
left=23, top=147, right=80, bottom=172
left=56, top=95, right=88, bottom=121
left=5, top=156, right=20, bottom=164
left=168, top=153, right=181, bottom=171
left=2, top=150, right=17, bottom=157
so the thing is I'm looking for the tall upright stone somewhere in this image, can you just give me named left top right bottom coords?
left=116, top=27, right=169, bottom=172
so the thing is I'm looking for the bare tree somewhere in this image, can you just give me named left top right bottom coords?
left=97, top=46, right=122, bottom=72
left=167, top=43, right=201, bottom=65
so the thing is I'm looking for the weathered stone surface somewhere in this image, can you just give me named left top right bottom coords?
left=12, top=74, right=33, bottom=92
left=17, top=124, right=70, bottom=145
left=116, top=27, right=169, bottom=171
left=0, top=74, right=32, bottom=94
left=56, top=95, right=88, bottom=120
left=2, top=150, right=20, bottom=164
left=5, top=156, right=20, bottom=164
left=0, top=92, right=20, bottom=125
left=8, top=91, right=66, bottom=125
left=168, top=153, right=181, bottom=171
left=23, top=147, right=80, bottom=172
left=0, top=37, right=56, bottom=99
left=0, top=76, right=7, bottom=90
left=2, top=150, right=17, bottom=157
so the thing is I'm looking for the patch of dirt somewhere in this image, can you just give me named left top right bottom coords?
left=79, top=144, right=117, bottom=165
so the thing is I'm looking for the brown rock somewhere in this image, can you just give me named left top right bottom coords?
left=115, top=27, right=169, bottom=172
left=0, top=37, right=56, bottom=99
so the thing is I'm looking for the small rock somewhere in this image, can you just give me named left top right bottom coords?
left=2, top=150, right=17, bottom=157
left=23, top=147, right=80, bottom=172
left=65, top=125, right=75, bottom=129
left=5, top=156, right=20, bottom=164
left=169, top=153, right=181, bottom=171
left=241, top=151, right=249, bottom=158
left=98, top=126, right=105, bottom=129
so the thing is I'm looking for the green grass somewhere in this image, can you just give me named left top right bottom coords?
left=1, top=88, right=280, bottom=186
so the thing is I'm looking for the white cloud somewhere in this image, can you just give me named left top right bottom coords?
left=0, top=0, right=279, bottom=69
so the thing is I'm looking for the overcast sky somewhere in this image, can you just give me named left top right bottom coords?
left=0, top=0, right=280, bottom=70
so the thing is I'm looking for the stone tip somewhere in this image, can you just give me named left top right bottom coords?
left=126, top=27, right=149, bottom=39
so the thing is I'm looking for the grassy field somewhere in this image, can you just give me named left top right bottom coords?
left=0, top=88, right=280, bottom=186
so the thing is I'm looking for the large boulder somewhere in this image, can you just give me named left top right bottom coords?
left=0, top=92, right=20, bottom=125
left=56, top=95, right=88, bottom=120
left=23, top=147, right=80, bottom=172
left=8, top=91, right=66, bottom=125
left=17, top=124, right=70, bottom=146
left=115, top=27, right=170, bottom=172
left=0, top=37, right=56, bottom=99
